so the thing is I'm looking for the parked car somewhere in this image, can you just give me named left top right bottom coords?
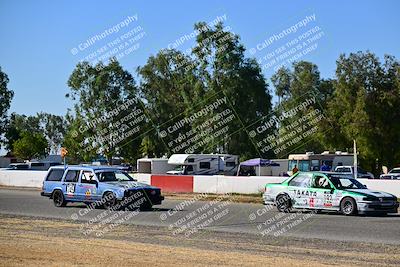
left=6, top=161, right=62, bottom=171
left=380, top=168, right=400, bottom=179
left=41, top=165, right=164, bottom=210
left=334, top=166, right=374, bottom=179
left=263, top=171, right=398, bottom=215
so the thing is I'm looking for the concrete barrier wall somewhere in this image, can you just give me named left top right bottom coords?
left=363, top=180, right=400, bottom=197
left=1, top=170, right=400, bottom=198
left=0, top=170, right=46, bottom=188
left=193, top=175, right=286, bottom=194
left=132, top=173, right=151, bottom=184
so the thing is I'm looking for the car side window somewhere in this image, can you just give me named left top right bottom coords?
left=46, top=169, right=64, bottom=181
left=64, top=170, right=80, bottom=182
left=312, top=175, right=332, bottom=189
left=288, top=173, right=311, bottom=188
left=81, top=171, right=96, bottom=184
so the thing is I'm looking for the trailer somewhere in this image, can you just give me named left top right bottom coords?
left=136, top=158, right=174, bottom=174
left=166, top=154, right=239, bottom=175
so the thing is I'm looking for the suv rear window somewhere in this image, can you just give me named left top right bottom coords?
left=46, top=169, right=64, bottom=181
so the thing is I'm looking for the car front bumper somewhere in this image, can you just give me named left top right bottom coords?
left=262, top=193, right=276, bottom=205
left=124, top=189, right=165, bottom=206
left=357, top=201, right=399, bottom=214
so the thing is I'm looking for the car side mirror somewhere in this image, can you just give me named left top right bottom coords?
left=93, top=180, right=98, bottom=187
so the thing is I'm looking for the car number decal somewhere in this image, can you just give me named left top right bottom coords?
left=323, top=192, right=333, bottom=207
left=67, top=183, right=75, bottom=195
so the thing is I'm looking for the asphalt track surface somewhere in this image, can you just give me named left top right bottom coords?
left=1, top=188, right=399, bottom=244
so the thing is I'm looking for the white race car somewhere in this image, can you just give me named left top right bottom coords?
left=263, top=171, right=399, bottom=215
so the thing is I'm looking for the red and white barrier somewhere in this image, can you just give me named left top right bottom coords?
left=133, top=174, right=400, bottom=197
left=1, top=171, right=399, bottom=198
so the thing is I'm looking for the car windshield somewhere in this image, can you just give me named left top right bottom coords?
left=96, top=171, right=134, bottom=182
left=328, top=175, right=367, bottom=189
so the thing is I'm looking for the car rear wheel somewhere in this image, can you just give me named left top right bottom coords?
left=276, top=194, right=291, bottom=213
left=53, top=190, right=66, bottom=207
left=102, top=192, right=117, bottom=210
left=341, top=197, right=357, bottom=215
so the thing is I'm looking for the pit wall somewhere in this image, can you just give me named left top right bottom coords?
left=134, top=174, right=400, bottom=197
left=1, top=171, right=399, bottom=198
left=0, top=170, right=47, bottom=188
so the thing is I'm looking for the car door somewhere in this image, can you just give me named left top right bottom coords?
left=311, top=174, right=336, bottom=210
left=287, top=173, right=313, bottom=209
left=76, top=170, right=98, bottom=201
left=63, top=169, right=80, bottom=201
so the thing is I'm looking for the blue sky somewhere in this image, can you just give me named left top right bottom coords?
left=0, top=0, right=399, bottom=116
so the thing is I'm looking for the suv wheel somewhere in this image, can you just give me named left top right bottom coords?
left=53, top=190, right=66, bottom=207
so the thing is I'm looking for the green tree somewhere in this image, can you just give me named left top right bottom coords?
left=138, top=49, right=202, bottom=156
left=37, top=113, right=67, bottom=154
left=270, top=61, right=333, bottom=156
left=62, top=111, right=96, bottom=163
left=13, top=131, right=48, bottom=160
left=0, top=67, right=14, bottom=144
left=66, top=60, right=139, bottom=163
left=324, top=52, right=400, bottom=174
left=192, top=22, right=274, bottom=158
left=3, top=113, right=41, bottom=152
left=4, top=112, right=66, bottom=154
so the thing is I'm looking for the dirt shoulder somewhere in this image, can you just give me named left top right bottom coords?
left=1, top=214, right=399, bottom=266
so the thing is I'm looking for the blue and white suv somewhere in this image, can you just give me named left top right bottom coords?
left=41, top=165, right=164, bottom=210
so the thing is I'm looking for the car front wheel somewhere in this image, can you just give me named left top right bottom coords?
left=102, top=192, right=117, bottom=210
left=53, top=190, right=66, bottom=207
left=341, top=197, right=357, bottom=215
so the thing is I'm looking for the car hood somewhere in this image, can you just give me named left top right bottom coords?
left=345, top=189, right=395, bottom=198
left=103, top=181, right=158, bottom=190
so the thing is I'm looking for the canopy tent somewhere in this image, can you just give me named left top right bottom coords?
left=237, top=158, right=280, bottom=176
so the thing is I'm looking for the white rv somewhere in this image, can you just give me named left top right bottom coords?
left=166, top=154, right=239, bottom=175
left=288, top=151, right=354, bottom=173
